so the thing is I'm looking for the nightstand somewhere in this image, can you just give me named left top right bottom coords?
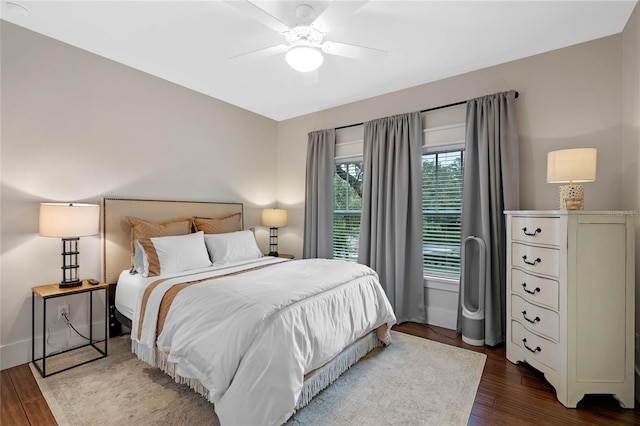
left=265, top=253, right=294, bottom=259
left=31, top=279, right=108, bottom=377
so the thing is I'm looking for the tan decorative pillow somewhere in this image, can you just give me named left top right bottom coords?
left=126, top=216, right=193, bottom=266
left=193, top=213, right=242, bottom=234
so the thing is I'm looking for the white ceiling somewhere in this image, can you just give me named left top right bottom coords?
left=1, top=1, right=637, bottom=121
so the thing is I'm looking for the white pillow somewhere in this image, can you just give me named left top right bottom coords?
left=204, top=230, right=263, bottom=265
left=133, top=239, right=149, bottom=277
left=151, top=231, right=212, bottom=275
left=133, top=231, right=212, bottom=277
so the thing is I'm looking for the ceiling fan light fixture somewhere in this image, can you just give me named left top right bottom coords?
left=285, top=45, right=323, bottom=72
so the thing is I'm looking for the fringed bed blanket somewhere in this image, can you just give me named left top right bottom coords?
left=131, top=257, right=396, bottom=426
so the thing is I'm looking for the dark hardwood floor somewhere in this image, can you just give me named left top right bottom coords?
left=2, top=323, right=638, bottom=425
left=394, top=322, right=640, bottom=426
left=1, top=363, right=56, bottom=425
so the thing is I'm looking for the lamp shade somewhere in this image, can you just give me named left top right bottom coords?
left=261, top=208, right=288, bottom=228
left=547, top=148, right=597, bottom=183
left=39, top=203, right=99, bottom=238
left=285, top=46, right=323, bottom=72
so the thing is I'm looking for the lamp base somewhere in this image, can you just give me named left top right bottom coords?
left=59, top=279, right=82, bottom=288
left=558, top=184, right=584, bottom=210
left=60, top=237, right=81, bottom=287
left=268, top=227, right=279, bottom=259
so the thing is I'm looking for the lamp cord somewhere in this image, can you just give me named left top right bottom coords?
left=62, top=312, right=91, bottom=341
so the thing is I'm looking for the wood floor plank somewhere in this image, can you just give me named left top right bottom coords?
left=7, top=364, right=57, bottom=426
left=1, top=369, right=30, bottom=426
left=9, top=364, right=44, bottom=403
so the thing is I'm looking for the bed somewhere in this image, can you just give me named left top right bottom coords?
left=101, top=198, right=396, bottom=425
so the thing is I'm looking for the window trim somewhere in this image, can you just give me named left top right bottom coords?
left=423, top=140, right=465, bottom=154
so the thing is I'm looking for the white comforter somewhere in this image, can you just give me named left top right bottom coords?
left=131, top=257, right=396, bottom=426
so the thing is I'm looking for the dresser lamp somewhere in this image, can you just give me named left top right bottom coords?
left=547, top=148, right=597, bottom=210
left=261, top=208, right=288, bottom=257
left=39, top=203, right=100, bottom=287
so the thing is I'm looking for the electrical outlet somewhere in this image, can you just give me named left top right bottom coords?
left=57, top=304, right=69, bottom=320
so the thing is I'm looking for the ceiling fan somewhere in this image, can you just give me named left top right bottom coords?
left=225, top=0, right=387, bottom=73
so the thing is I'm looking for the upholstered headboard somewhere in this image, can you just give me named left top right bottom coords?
left=101, top=198, right=243, bottom=284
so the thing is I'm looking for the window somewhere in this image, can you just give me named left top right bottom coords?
left=331, top=151, right=464, bottom=277
left=333, top=161, right=363, bottom=261
left=422, top=150, right=464, bottom=277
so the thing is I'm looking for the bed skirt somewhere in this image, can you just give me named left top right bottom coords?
left=151, top=329, right=383, bottom=418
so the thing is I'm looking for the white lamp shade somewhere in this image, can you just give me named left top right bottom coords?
left=285, top=46, right=323, bottom=72
left=261, top=208, right=288, bottom=228
left=547, top=148, right=597, bottom=183
left=39, top=203, right=100, bottom=238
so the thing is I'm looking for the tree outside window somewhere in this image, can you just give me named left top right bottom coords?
left=333, top=161, right=363, bottom=261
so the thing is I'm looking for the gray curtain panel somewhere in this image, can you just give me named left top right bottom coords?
left=460, top=90, right=519, bottom=346
left=303, top=129, right=336, bottom=259
left=358, top=112, right=425, bottom=324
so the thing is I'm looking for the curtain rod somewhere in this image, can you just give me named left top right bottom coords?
left=335, top=90, right=519, bottom=131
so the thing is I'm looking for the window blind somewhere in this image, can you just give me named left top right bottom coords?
left=333, top=161, right=363, bottom=261
left=422, top=150, right=464, bottom=276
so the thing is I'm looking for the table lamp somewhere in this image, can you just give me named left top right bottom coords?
left=547, top=148, right=597, bottom=210
left=39, top=203, right=100, bottom=287
left=261, top=208, right=288, bottom=257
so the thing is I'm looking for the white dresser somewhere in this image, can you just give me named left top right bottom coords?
left=504, top=211, right=635, bottom=408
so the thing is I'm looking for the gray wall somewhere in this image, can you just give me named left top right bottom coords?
left=0, top=22, right=278, bottom=369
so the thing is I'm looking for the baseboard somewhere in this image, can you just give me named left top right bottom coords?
left=1, top=338, right=32, bottom=370
left=0, top=320, right=106, bottom=371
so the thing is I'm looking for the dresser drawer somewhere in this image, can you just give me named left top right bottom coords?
left=511, top=294, right=559, bottom=341
left=511, top=243, right=560, bottom=278
left=511, top=321, right=559, bottom=372
left=511, top=269, right=559, bottom=311
left=511, top=216, right=561, bottom=247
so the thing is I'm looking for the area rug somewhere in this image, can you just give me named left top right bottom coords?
left=31, top=331, right=486, bottom=426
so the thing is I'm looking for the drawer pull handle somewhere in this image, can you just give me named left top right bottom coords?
left=522, top=338, right=541, bottom=354
left=522, top=311, right=540, bottom=324
left=522, top=255, right=541, bottom=266
left=522, top=227, right=542, bottom=237
left=521, top=283, right=541, bottom=295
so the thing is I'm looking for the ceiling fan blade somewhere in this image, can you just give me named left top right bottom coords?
left=312, top=0, right=368, bottom=33
left=322, top=41, right=387, bottom=62
left=228, top=44, right=289, bottom=63
left=224, top=0, right=291, bottom=34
